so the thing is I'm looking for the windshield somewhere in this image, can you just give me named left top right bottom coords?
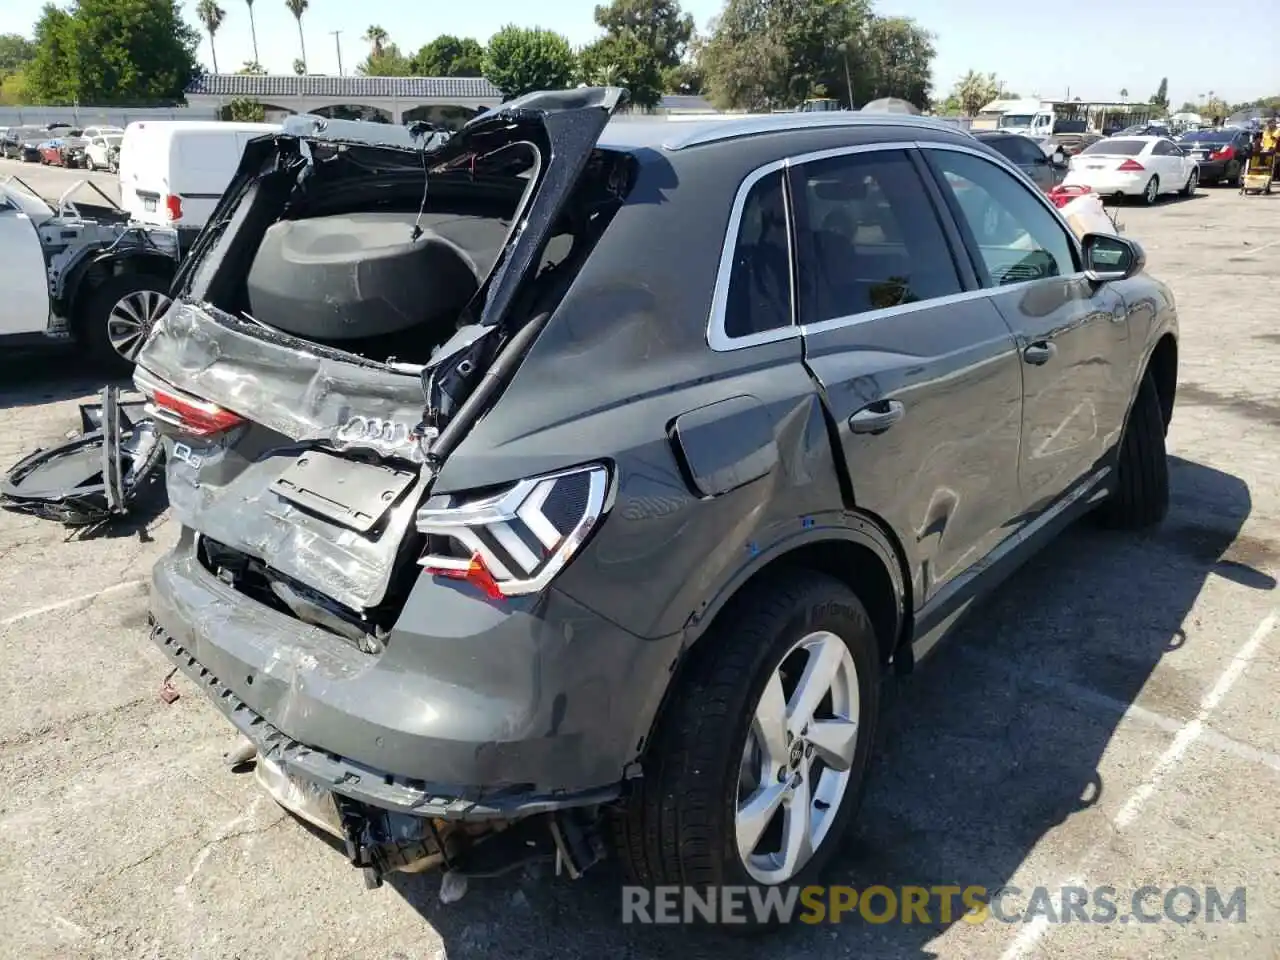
left=1082, top=138, right=1146, bottom=156
left=106, top=135, right=123, bottom=146
left=999, top=114, right=1036, bottom=128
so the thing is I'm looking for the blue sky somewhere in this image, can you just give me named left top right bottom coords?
left=2, top=0, right=1271, bottom=105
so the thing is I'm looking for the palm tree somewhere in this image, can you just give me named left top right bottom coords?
left=1120, top=87, right=1129, bottom=102
left=293, top=57, right=305, bottom=75
left=285, top=0, right=309, bottom=72
left=244, top=0, right=259, bottom=65
left=363, top=25, right=388, bottom=58
left=196, top=0, right=226, bottom=73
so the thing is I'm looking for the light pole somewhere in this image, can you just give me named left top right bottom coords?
left=331, top=30, right=344, bottom=76
left=837, top=41, right=853, bottom=110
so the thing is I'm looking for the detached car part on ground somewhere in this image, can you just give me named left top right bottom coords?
left=134, top=92, right=1179, bottom=900
left=1, top=386, right=164, bottom=525
left=0, top=176, right=180, bottom=370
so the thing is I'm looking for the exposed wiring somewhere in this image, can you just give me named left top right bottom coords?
left=407, top=121, right=436, bottom=242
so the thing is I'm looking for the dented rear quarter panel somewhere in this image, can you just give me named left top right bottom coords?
left=432, top=137, right=856, bottom=641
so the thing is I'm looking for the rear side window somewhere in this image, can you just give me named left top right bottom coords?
left=723, top=169, right=792, bottom=338
left=793, top=149, right=962, bottom=324
left=1010, top=138, right=1049, bottom=165
left=929, top=149, right=1076, bottom=286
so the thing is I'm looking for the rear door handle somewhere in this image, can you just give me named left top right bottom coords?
left=849, top=399, right=906, bottom=435
left=1023, top=341, right=1057, bottom=365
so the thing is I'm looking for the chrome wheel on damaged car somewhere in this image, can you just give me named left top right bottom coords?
left=108, top=288, right=171, bottom=360
left=81, top=272, right=173, bottom=374
left=737, top=630, right=861, bottom=884
left=617, top=574, right=880, bottom=915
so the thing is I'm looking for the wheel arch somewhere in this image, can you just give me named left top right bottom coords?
left=66, top=251, right=177, bottom=332
left=1147, top=332, right=1177, bottom=433
left=628, top=515, right=913, bottom=770
left=687, top=515, right=912, bottom=667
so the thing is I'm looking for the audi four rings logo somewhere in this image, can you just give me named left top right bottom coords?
left=332, top=416, right=424, bottom=458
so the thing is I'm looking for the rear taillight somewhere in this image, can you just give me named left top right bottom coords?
left=133, top=368, right=246, bottom=437
left=1210, top=145, right=1235, bottom=160
left=1118, top=159, right=1145, bottom=172
left=1047, top=184, right=1093, bottom=208
left=164, top=194, right=182, bottom=221
left=415, top=464, right=612, bottom=599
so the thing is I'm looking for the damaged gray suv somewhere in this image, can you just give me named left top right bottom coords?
left=135, top=88, right=1178, bottom=895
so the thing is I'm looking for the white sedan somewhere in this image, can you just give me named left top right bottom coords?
left=1061, top=136, right=1199, bottom=204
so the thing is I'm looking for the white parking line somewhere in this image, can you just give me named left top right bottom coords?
left=998, top=609, right=1277, bottom=960
left=0, top=578, right=149, bottom=627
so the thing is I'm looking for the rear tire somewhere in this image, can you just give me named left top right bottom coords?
left=1142, top=176, right=1159, bottom=205
left=78, top=272, right=173, bottom=376
left=1180, top=169, right=1198, bottom=197
left=1097, top=371, right=1169, bottom=530
left=614, top=572, right=881, bottom=925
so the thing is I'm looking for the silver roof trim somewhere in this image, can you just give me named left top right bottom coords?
left=664, top=112, right=976, bottom=151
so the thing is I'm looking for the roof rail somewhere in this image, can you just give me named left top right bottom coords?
left=663, top=111, right=974, bottom=150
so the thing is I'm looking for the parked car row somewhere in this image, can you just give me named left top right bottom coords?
left=0, top=123, right=124, bottom=169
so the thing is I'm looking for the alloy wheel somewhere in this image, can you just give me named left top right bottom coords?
left=107, top=288, right=171, bottom=361
left=1144, top=178, right=1158, bottom=204
left=736, top=630, right=860, bottom=885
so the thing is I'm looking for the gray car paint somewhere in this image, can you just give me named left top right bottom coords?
left=141, top=106, right=1178, bottom=815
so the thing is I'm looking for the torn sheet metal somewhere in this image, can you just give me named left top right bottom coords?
left=0, top=386, right=165, bottom=525
left=136, top=301, right=431, bottom=450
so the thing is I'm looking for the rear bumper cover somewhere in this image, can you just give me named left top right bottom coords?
left=148, top=533, right=683, bottom=819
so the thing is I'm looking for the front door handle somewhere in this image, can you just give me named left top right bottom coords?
left=1023, top=341, right=1057, bottom=365
left=849, top=399, right=906, bottom=435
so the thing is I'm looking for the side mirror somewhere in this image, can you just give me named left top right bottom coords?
left=1052, top=148, right=1067, bottom=166
left=1082, top=233, right=1144, bottom=281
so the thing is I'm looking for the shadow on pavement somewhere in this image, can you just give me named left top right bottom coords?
left=0, top=351, right=130, bottom=410
left=383, top=455, right=1270, bottom=958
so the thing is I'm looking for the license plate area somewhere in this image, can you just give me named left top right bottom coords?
left=255, top=754, right=343, bottom=839
left=270, top=449, right=416, bottom=533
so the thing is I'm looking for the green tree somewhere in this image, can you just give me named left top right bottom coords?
left=593, top=0, right=693, bottom=71
left=1150, top=77, right=1168, bottom=112
left=861, top=16, right=934, bottom=107
left=285, top=0, right=308, bottom=73
left=578, top=33, right=664, bottom=107
left=483, top=25, right=576, bottom=99
left=226, top=97, right=264, bottom=120
left=662, top=56, right=703, bottom=94
left=25, top=4, right=77, bottom=103
left=362, top=25, right=388, bottom=58
left=196, top=0, right=226, bottom=74
left=0, top=69, right=31, bottom=104
left=700, top=0, right=879, bottom=111
left=953, top=69, right=1001, bottom=116
left=358, top=42, right=413, bottom=76
left=412, top=35, right=485, bottom=76
left=0, top=33, right=35, bottom=78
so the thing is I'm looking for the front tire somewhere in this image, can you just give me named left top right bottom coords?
left=1097, top=371, right=1169, bottom=530
left=615, top=573, right=881, bottom=915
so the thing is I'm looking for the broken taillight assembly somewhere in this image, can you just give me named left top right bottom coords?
left=1117, top=159, right=1145, bottom=172
left=415, top=463, right=612, bottom=598
left=1047, top=184, right=1093, bottom=208
left=133, top=368, right=246, bottom=437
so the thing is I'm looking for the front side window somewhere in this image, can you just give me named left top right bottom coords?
left=929, top=149, right=1077, bottom=287
left=723, top=168, right=792, bottom=338
left=793, top=149, right=963, bottom=325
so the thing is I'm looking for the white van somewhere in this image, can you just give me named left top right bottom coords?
left=118, top=120, right=280, bottom=242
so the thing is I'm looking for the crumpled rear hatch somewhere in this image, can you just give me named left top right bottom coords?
left=133, top=87, right=631, bottom=635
